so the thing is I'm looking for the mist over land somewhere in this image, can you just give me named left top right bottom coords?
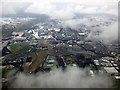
left=1, top=0, right=120, bottom=88
left=11, top=67, right=112, bottom=88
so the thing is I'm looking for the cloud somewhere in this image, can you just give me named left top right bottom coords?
left=59, top=18, right=92, bottom=29
left=99, top=22, right=118, bottom=43
left=25, top=1, right=75, bottom=20
left=11, top=67, right=112, bottom=88
left=0, top=0, right=114, bottom=19
left=1, top=2, right=16, bottom=15
left=1, top=0, right=118, bottom=19
left=86, top=22, right=118, bottom=44
left=1, top=2, right=30, bottom=15
left=25, top=1, right=56, bottom=15
left=24, top=0, right=118, bottom=20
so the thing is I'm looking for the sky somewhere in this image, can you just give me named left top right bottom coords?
left=1, top=0, right=119, bottom=17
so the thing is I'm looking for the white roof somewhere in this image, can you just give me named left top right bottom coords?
left=116, top=67, right=119, bottom=69
left=47, top=64, right=54, bottom=67
left=78, top=33, right=86, bottom=35
left=54, top=28, right=60, bottom=32
left=114, top=76, right=120, bottom=80
left=13, top=36, right=26, bottom=40
left=106, top=63, right=112, bottom=67
left=93, top=60, right=99, bottom=65
left=72, top=64, right=77, bottom=67
left=89, top=70, right=94, bottom=75
left=69, top=45, right=72, bottom=47
left=113, top=64, right=118, bottom=67
left=47, top=60, right=55, bottom=63
left=0, top=66, right=2, bottom=69
left=104, top=67, right=118, bottom=74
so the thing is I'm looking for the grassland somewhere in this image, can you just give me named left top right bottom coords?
left=2, top=42, right=30, bottom=62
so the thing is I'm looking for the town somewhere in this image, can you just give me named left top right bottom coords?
left=0, top=16, right=120, bottom=88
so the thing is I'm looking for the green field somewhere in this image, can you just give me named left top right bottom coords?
left=2, top=42, right=30, bottom=62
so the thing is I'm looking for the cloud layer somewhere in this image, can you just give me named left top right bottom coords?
left=99, top=22, right=118, bottom=43
left=1, top=0, right=118, bottom=17
left=11, top=67, right=112, bottom=88
left=25, top=0, right=118, bottom=20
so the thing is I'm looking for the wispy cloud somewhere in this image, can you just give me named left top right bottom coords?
left=1, top=0, right=118, bottom=17
left=11, top=67, right=112, bottom=88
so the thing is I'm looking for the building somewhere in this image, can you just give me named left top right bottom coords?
left=104, top=67, right=118, bottom=75
left=93, top=60, right=99, bottom=66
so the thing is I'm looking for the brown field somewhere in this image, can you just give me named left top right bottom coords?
left=24, top=48, right=51, bottom=73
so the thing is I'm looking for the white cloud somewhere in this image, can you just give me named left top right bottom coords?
left=99, top=22, right=118, bottom=43
left=60, top=18, right=92, bottom=29
left=1, top=0, right=118, bottom=18
left=75, top=6, right=98, bottom=14
left=1, top=2, right=29, bottom=15
left=51, top=6, right=75, bottom=20
left=24, top=0, right=118, bottom=20
left=11, top=67, right=112, bottom=88
left=25, top=1, right=56, bottom=15
left=86, top=22, right=118, bottom=44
